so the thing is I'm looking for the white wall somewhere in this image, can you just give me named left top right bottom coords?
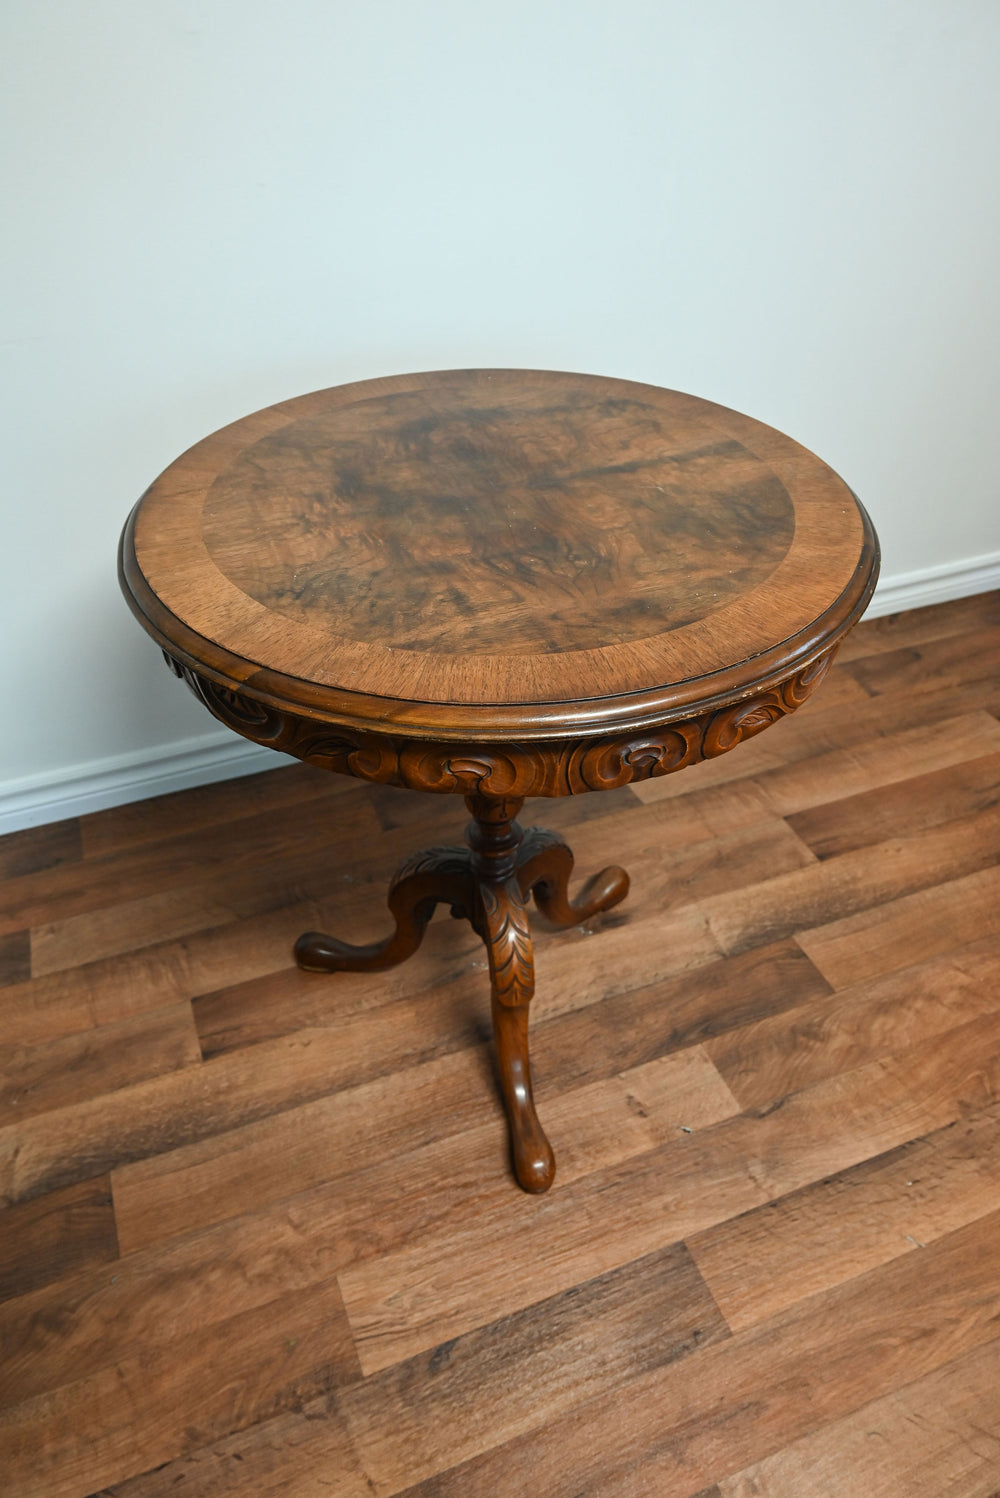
left=2, top=0, right=999, bottom=828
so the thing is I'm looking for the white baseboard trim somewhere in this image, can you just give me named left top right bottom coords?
left=0, top=732, right=278, bottom=837
left=3, top=552, right=999, bottom=836
left=867, top=549, right=1000, bottom=619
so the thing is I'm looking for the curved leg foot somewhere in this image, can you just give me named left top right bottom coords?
left=295, top=846, right=474, bottom=973
left=294, top=803, right=628, bottom=1195
left=517, top=827, right=630, bottom=929
left=479, top=877, right=556, bottom=1193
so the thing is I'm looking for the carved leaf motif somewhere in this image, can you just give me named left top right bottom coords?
left=169, top=660, right=286, bottom=740
left=479, top=880, right=535, bottom=1007
left=517, top=826, right=567, bottom=865
left=295, top=731, right=399, bottom=785
left=570, top=724, right=702, bottom=792
left=397, top=745, right=530, bottom=796
left=740, top=706, right=780, bottom=729
left=781, top=650, right=833, bottom=708
left=701, top=652, right=835, bottom=759
left=163, top=646, right=838, bottom=799
left=212, top=684, right=273, bottom=725
left=392, top=846, right=471, bottom=887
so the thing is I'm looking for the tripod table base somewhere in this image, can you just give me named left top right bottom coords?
left=294, top=793, right=630, bottom=1193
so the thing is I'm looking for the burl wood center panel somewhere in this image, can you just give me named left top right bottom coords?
left=129, top=369, right=871, bottom=720
left=200, top=389, right=795, bottom=655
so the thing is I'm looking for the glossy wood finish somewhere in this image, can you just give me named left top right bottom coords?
left=2, top=591, right=1000, bottom=1497
left=160, top=646, right=843, bottom=799
left=120, top=369, right=878, bottom=736
left=297, top=798, right=628, bottom=1191
left=119, top=370, right=878, bottom=1192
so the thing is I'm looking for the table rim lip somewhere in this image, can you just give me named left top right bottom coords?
left=119, top=498, right=880, bottom=742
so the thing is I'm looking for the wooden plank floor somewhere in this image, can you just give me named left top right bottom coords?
left=3, top=590, right=1000, bottom=1497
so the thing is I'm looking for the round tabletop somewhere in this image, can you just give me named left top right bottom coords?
left=120, top=368, right=878, bottom=743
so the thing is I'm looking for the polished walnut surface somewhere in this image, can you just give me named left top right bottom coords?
left=121, top=369, right=878, bottom=739
left=119, top=371, right=879, bottom=1195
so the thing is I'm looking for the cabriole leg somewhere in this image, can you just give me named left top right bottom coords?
left=517, top=826, right=630, bottom=928
left=467, top=796, right=555, bottom=1193
left=295, top=794, right=629, bottom=1194
left=295, top=846, right=474, bottom=972
left=478, top=874, right=555, bottom=1192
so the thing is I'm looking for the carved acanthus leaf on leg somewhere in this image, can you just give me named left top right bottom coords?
left=478, top=877, right=535, bottom=1008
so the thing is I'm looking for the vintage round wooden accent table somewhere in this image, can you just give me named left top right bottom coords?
left=119, top=369, right=880, bottom=1193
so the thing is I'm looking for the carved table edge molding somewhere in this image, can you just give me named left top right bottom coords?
left=162, top=645, right=840, bottom=799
